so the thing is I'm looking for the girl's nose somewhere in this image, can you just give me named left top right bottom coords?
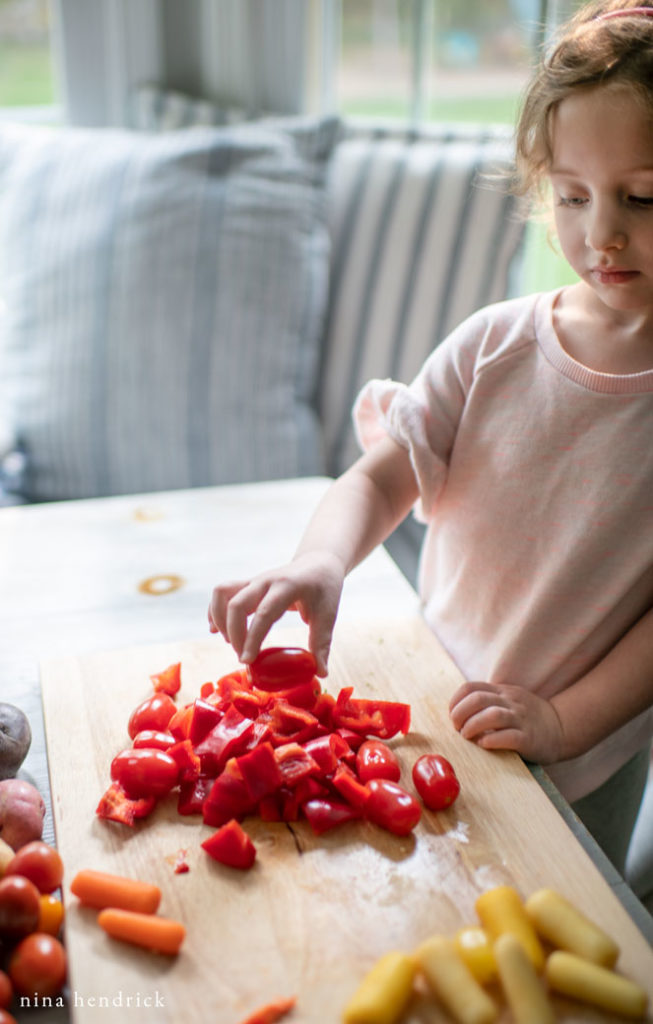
left=585, top=200, right=626, bottom=252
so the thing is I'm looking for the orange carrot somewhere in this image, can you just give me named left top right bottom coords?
left=70, top=869, right=161, bottom=913
left=97, top=907, right=185, bottom=955
left=238, top=997, right=297, bottom=1024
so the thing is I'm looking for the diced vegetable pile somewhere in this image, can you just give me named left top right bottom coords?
left=96, top=647, right=458, bottom=869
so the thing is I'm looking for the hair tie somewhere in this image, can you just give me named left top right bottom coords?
left=597, top=6, right=653, bottom=19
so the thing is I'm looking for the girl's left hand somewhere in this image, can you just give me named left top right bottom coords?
left=449, top=681, right=565, bottom=765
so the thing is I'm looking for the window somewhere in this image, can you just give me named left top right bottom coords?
left=336, top=0, right=583, bottom=125
left=0, top=0, right=58, bottom=118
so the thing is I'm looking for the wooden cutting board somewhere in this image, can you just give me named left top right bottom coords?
left=40, top=617, right=653, bottom=1024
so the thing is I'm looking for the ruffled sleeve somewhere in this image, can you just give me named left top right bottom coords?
left=353, top=378, right=449, bottom=523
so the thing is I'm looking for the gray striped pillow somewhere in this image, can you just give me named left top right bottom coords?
left=0, top=117, right=339, bottom=500
left=320, top=124, right=526, bottom=476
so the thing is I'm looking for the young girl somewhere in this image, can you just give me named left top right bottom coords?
left=209, top=0, right=653, bottom=874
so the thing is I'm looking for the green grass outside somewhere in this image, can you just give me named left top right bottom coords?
left=0, top=41, right=55, bottom=106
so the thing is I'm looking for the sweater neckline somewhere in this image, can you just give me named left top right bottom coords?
left=535, top=288, right=653, bottom=395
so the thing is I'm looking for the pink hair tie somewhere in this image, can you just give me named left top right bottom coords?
left=597, top=6, right=653, bottom=19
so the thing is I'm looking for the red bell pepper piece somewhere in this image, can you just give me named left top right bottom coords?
left=96, top=782, right=156, bottom=826
left=236, top=741, right=284, bottom=803
left=167, top=702, right=194, bottom=740
left=200, top=680, right=215, bottom=699
left=168, top=739, right=201, bottom=781
left=194, top=704, right=257, bottom=775
left=274, top=742, right=320, bottom=787
left=202, top=818, right=256, bottom=870
left=302, top=797, right=362, bottom=835
left=188, top=698, right=223, bottom=746
left=303, top=733, right=350, bottom=776
left=150, top=661, right=182, bottom=696
left=203, top=758, right=255, bottom=827
left=177, top=775, right=214, bottom=816
left=268, top=700, right=321, bottom=746
left=333, top=688, right=411, bottom=739
left=312, top=691, right=336, bottom=728
left=331, top=763, right=370, bottom=811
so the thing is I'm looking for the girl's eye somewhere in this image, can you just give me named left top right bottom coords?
left=557, top=195, right=586, bottom=207
left=628, top=195, right=653, bottom=207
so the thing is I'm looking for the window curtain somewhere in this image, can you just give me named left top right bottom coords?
left=53, top=0, right=327, bottom=127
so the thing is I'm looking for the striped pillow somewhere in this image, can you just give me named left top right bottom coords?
left=0, top=117, right=339, bottom=501
left=320, top=123, right=526, bottom=476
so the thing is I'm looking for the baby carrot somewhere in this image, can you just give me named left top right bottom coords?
left=97, top=907, right=185, bottom=956
left=70, top=869, right=161, bottom=913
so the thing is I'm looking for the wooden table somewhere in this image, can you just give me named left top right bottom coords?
left=1, top=478, right=652, bottom=1024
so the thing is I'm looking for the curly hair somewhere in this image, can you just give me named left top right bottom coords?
left=515, top=0, right=653, bottom=205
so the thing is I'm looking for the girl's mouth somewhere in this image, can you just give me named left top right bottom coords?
left=591, top=268, right=640, bottom=285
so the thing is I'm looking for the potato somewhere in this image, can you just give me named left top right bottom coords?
left=0, top=704, right=31, bottom=781
left=0, top=780, right=45, bottom=851
left=0, top=837, right=14, bottom=876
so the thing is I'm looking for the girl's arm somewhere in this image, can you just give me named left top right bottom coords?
left=449, top=607, right=653, bottom=764
left=208, top=436, right=419, bottom=675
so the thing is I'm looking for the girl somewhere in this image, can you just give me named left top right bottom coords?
left=209, top=0, right=653, bottom=874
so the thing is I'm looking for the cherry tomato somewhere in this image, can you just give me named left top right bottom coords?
left=355, top=739, right=401, bottom=784
left=365, top=779, right=421, bottom=836
left=0, top=1011, right=17, bottom=1024
left=248, top=647, right=317, bottom=690
left=127, top=693, right=177, bottom=740
left=8, top=932, right=66, bottom=999
left=111, top=747, right=179, bottom=799
left=0, top=875, right=40, bottom=941
left=132, top=729, right=176, bottom=750
left=0, top=970, right=12, bottom=1009
left=37, top=894, right=64, bottom=937
left=5, top=841, right=64, bottom=894
left=412, top=754, right=460, bottom=811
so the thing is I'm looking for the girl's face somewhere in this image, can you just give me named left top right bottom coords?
left=550, top=83, right=653, bottom=315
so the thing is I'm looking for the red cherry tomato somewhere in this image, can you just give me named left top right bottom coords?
left=0, top=1011, right=17, bottom=1024
left=355, top=739, right=401, bottom=784
left=412, top=754, right=460, bottom=811
left=0, top=875, right=41, bottom=941
left=110, top=748, right=179, bottom=799
left=248, top=647, right=317, bottom=690
left=0, top=969, right=12, bottom=1009
left=132, top=729, right=176, bottom=750
left=8, top=932, right=66, bottom=999
left=5, top=841, right=64, bottom=894
left=127, top=693, right=177, bottom=740
left=365, top=779, right=421, bottom=836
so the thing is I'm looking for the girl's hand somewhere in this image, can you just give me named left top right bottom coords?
left=207, top=551, right=345, bottom=676
left=449, top=681, right=565, bottom=765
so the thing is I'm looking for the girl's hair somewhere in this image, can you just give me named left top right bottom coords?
left=515, top=0, right=653, bottom=204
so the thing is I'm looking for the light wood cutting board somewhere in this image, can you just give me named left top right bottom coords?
left=40, top=617, right=653, bottom=1024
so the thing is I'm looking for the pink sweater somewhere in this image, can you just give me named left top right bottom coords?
left=354, top=289, right=653, bottom=802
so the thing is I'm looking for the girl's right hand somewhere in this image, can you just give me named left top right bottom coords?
left=207, top=550, right=346, bottom=677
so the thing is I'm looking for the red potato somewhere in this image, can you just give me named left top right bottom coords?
left=0, top=780, right=45, bottom=851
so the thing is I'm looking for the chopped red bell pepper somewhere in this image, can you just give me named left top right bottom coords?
left=274, top=742, right=320, bottom=787
left=200, top=680, right=215, bottom=699
left=312, top=691, right=336, bottom=728
left=236, top=741, right=284, bottom=803
left=188, top=697, right=223, bottom=746
left=330, top=763, right=371, bottom=811
left=168, top=739, right=201, bottom=781
left=96, top=782, right=156, bottom=826
left=302, top=797, right=362, bottom=834
left=203, top=758, right=256, bottom=827
left=333, top=688, right=411, bottom=739
left=194, top=704, right=257, bottom=775
left=202, top=818, right=256, bottom=870
left=167, top=702, right=194, bottom=740
left=268, top=701, right=321, bottom=746
left=303, top=733, right=350, bottom=775
left=150, top=661, right=182, bottom=696
left=177, top=775, right=214, bottom=816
